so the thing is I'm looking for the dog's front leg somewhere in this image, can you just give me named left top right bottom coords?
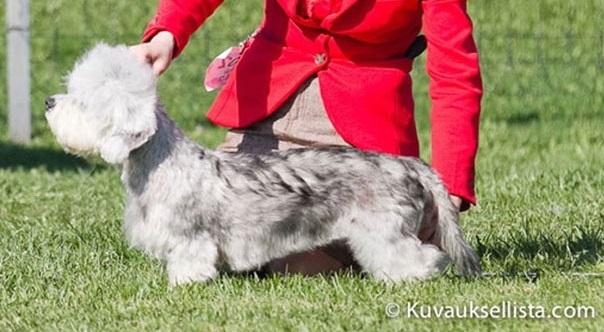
left=166, top=232, right=218, bottom=286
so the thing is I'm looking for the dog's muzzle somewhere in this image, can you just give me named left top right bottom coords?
left=45, top=97, right=56, bottom=112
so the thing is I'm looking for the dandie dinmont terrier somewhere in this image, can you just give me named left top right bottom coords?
left=46, top=44, right=481, bottom=285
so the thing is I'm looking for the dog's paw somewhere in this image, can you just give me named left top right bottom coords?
left=369, top=244, right=450, bottom=283
left=168, top=273, right=211, bottom=287
left=167, top=263, right=217, bottom=287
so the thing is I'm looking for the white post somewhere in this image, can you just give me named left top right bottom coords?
left=6, top=0, right=31, bottom=143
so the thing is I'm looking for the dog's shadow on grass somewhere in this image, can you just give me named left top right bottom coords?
left=476, top=225, right=604, bottom=276
left=0, top=141, right=105, bottom=172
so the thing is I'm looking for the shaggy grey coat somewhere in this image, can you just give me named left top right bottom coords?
left=46, top=44, right=481, bottom=285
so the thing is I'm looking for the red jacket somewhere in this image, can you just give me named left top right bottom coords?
left=143, top=0, right=483, bottom=205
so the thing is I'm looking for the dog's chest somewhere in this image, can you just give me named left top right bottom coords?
left=121, top=179, right=209, bottom=260
left=122, top=197, right=168, bottom=259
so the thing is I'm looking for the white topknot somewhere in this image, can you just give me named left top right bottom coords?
left=67, top=43, right=157, bottom=109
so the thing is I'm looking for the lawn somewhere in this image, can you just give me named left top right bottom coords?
left=1, top=0, right=603, bottom=331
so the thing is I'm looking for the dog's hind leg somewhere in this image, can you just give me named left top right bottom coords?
left=346, top=213, right=450, bottom=282
left=166, top=232, right=218, bottom=286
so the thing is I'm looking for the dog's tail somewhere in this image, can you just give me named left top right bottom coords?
left=421, top=170, right=482, bottom=277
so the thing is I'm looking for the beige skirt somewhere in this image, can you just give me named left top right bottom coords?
left=217, top=77, right=350, bottom=153
left=217, top=76, right=356, bottom=274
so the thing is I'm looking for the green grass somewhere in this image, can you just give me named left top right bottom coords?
left=1, top=0, right=604, bottom=330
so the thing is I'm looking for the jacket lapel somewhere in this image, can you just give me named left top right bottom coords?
left=274, top=0, right=363, bottom=30
left=321, top=0, right=363, bottom=29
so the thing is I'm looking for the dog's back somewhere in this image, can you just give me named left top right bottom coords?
left=210, top=146, right=481, bottom=280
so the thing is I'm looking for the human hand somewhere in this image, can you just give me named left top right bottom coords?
left=129, top=31, right=175, bottom=76
left=418, top=195, right=464, bottom=244
left=449, top=195, right=463, bottom=212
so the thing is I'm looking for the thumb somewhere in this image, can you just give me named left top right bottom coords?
left=152, top=56, right=170, bottom=76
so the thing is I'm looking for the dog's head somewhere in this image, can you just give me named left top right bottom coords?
left=46, top=43, right=158, bottom=164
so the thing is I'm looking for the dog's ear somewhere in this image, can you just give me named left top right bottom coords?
left=99, top=103, right=157, bottom=164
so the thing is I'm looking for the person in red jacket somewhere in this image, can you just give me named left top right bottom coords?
left=131, top=0, right=483, bottom=275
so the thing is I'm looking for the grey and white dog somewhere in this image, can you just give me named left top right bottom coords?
left=46, top=44, right=481, bottom=286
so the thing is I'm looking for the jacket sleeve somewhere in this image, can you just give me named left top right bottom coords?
left=142, top=0, right=224, bottom=57
left=422, top=0, right=483, bottom=207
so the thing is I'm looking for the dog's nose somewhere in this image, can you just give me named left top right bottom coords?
left=45, top=97, right=56, bottom=112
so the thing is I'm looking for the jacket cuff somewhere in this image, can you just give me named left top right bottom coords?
left=142, top=22, right=185, bottom=58
left=141, top=0, right=224, bottom=58
left=437, top=166, right=476, bottom=210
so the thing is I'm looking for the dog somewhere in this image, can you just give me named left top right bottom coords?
left=46, top=44, right=481, bottom=286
